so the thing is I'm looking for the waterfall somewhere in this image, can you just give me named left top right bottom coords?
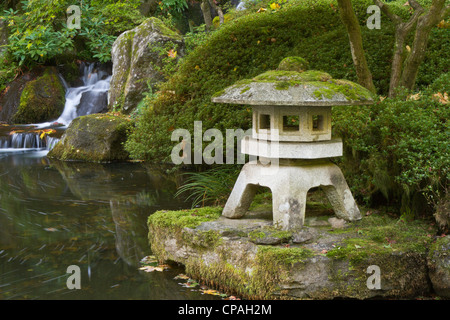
left=0, top=62, right=111, bottom=152
left=57, top=62, right=111, bottom=126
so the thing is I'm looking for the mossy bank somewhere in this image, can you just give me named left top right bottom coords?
left=148, top=204, right=449, bottom=299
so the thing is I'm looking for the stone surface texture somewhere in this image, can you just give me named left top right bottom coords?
left=47, top=114, right=133, bottom=162
left=108, top=17, right=184, bottom=113
left=148, top=207, right=444, bottom=299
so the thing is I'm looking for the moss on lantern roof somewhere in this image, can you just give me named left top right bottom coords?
left=277, top=56, right=310, bottom=73
left=212, top=57, right=375, bottom=106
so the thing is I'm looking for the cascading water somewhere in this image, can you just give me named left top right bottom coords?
left=0, top=62, right=111, bottom=152
left=57, top=62, right=111, bottom=126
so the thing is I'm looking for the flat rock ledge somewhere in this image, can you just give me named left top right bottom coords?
left=148, top=207, right=449, bottom=300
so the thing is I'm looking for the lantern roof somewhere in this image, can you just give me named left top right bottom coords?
left=212, top=57, right=375, bottom=107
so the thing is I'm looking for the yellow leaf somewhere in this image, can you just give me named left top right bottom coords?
left=406, top=45, right=411, bottom=52
left=201, top=289, right=222, bottom=296
left=270, top=2, right=281, bottom=10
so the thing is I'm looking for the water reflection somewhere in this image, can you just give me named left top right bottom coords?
left=0, top=151, right=215, bottom=300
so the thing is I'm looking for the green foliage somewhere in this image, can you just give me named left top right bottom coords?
left=126, top=0, right=448, bottom=164
left=91, top=0, right=144, bottom=36
left=1, top=0, right=145, bottom=66
left=0, top=54, right=19, bottom=93
left=183, top=24, right=212, bottom=54
left=175, top=166, right=241, bottom=208
left=333, top=73, right=449, bottom=217
left=3, top=2, right=76, bottom=66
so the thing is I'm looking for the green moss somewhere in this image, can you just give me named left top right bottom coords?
left=148, top=206, right=222, bottom=231
left=47, top=113, right=134, bottom=162
left=326, top=214, right=436, bottom=265
left=147, top=17, right=182, bottom=40
left=257, top=245, right=314, bottom=266
left=253, top=70, right=332, bottom=83
left=239, top=86, right=251, bottom=94
left=312, top=79, right=374, bottom=101
left=277, top=56, right=309, bottom=72
left=248, top=226, right=293, bottom=242
left=12, top=67, right=65, bottom=124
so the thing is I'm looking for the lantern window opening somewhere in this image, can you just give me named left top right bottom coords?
left=282, top=115, right=300, bottom=132
left=312, top=114, right=324, bottom=132
left=259, top=114, right=271, bottom=130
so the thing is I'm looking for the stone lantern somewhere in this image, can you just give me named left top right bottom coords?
left=212, top=57, right=374, bottom=230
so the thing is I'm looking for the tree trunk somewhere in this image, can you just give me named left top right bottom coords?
left=400, top=0, right=447, bottom=91
left=337, top=0, right=377, bottom=93
left=208, top=0, right=224, bottom=25
left=374, top=0, right=424, bottom=97
left=201, top=0, right=213, bottom=31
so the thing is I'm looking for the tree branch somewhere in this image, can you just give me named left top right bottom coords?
left=407, top=0, right=423, bottom=11
left=373, top=0, right=402, bottom=25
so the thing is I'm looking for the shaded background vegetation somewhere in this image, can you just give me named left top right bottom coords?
left=0, top=0, right=448, bottom=229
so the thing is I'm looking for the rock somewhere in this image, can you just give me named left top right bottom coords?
left=148, top=209, right=438, bottom=299
left=47, top=113, right=134, bottom=162
left=77, top=90, right=108, bottom=116
left=328, top=217, right=347, bottom=229
left=428, top=236, right=450, bottom=298
left=292, top=227, right=318, bottom=243
left=11, top=67, right=65, bottom=124
left=108, top=17, right=184, bottom=114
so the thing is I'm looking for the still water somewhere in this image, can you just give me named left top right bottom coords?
left=0, top=150, right=216, bottom=300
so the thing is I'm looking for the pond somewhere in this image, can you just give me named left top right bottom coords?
left=0, top=150, right=218, bottom=300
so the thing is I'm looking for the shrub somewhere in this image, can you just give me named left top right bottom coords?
left=1, top=0, right=145, bottom=66
left=333, top=72, right=449, bottom=219
left=125, top=0, right=448, bottom=163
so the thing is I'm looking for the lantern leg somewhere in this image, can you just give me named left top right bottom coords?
left=222, top=168, right=258, bottom=219
left=271, top=188, right=308, bottom=231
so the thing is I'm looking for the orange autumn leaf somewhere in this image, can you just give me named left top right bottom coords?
left=168, top=49, right=177, bottom=59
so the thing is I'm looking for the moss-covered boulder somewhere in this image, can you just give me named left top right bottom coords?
left=108, top=17, right=184, bottom=114
left=47, top=113, right=134, bottom=162
left=148, top=205, right=443, bottom=299
left=428, top=235, right=450, bottom=298
left=12, top=67, right=65, bottom=124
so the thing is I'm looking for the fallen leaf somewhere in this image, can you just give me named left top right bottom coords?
left=433, top=92, right=449, bottom=104
left=167, top=49, right=177, bottom=59
left=139, top=264, right=170, bottom=272
left=140, top=255, right=159, bottom=266
left=201, top=289, right=222, bottom=296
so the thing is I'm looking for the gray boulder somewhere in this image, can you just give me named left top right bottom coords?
left=108, top=17, right=184, bottom=114
left=428, top=235, right=450, bottom=298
